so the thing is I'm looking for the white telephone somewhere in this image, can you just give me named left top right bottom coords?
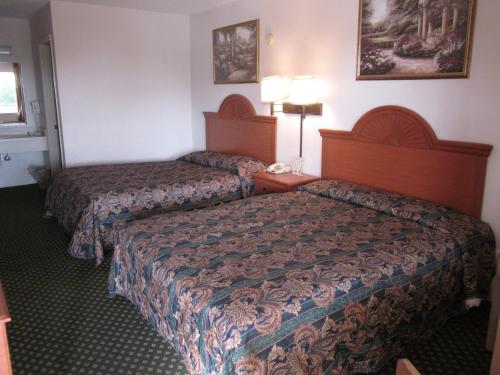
left=266, top=162, right=291, bottom=174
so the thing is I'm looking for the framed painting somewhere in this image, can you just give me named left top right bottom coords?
left=356, top=0, right=475, bottom=80
left=213, top=19, right=259, bottom=84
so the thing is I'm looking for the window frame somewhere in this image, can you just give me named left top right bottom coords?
left=0, top=63, right=26, bottom=125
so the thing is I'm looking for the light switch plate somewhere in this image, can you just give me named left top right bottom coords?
left=31, top=101, right=41, bottom=114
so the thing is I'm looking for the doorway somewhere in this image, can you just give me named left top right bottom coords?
left=39, top=36, right=63, bottom=172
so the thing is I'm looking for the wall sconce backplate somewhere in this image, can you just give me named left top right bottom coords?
left=283, top=103, right=323, bottom=116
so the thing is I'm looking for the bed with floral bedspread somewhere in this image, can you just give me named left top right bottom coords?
left=45, top=151, right=266, bottom=265
left=108, top=180, right=495, bottom=374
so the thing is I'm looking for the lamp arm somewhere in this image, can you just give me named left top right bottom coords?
left=269, top=102, right=285, bottom=116
left=299, top=105, right=306, bottom=158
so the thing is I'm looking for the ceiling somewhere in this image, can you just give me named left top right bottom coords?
left=0, top=0, right=237, bottom=18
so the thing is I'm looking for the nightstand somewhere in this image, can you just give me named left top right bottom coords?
left=252, top=172, right=320, bottom=195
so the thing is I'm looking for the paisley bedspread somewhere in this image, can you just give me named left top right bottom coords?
left=108, top=180, right=495, bottom=374
left=45, top=152, right=266, bottom=264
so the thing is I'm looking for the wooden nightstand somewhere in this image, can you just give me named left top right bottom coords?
left=252, top=172, right=320, bottom=195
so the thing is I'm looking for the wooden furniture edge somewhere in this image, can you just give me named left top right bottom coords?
left=396, top=359, right=421, bottom=375
left=319, top=105, right=493, bottom=217
left=0, top=283, right=12, bottom=375
left=320, top=105, right=492, bottom=157
left=204, top=111, right=277, bottom=124
left=203, top=94, right=277, bottom=165
left=0, top=284, right=10, bottom=324
left=319, top=128, right=492, bottom=157
left=252, top=172, right=320, bottom=188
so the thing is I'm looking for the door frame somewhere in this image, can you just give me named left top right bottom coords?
left=39, top=34, right=65, bottom=169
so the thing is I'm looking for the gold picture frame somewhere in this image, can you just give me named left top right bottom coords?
left=356, top=0, right=475, bottom=80
left=213, top=19, right=259, bottom=84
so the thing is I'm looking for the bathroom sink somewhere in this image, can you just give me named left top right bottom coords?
left=0, top=134, right=48, bottom=153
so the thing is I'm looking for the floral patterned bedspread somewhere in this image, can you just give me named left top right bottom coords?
left=45, top=152, right=266, bottom=264
left=108, top=180, right=495, bottom=374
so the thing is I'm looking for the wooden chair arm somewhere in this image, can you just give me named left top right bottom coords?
left=0, top=284, right=10, bottom=325
left=396, top=359, right=421, bottom=375
left=0, top=283, right=12, bottom=375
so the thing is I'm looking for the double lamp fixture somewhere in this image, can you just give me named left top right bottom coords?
left=261, top=75, right=322, bottom=158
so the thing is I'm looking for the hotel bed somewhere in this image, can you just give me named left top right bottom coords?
left=45, top=95, right=277, bottom=264
left=107, top=106, right=495, bottom=374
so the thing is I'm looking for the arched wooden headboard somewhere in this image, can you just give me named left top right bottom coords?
left=203, top=94, right=277, bottom=165
left=320, top=106, right=493, bottom=217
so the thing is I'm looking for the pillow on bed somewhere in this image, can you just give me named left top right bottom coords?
left=298, top=179, right=402, bottom=214
left=178, top=151, right=267, bottom=197
left=298, top=180, right=493, bottom=239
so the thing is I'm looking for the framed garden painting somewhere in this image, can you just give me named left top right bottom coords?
left=213, top=19, right=259, bottom=84
left=357, top=0, right=475, bottom=80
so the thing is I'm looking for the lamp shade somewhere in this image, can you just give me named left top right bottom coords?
left=260, top=75, right=289, bottom=103
left=288, top=76, right=319, bottom=105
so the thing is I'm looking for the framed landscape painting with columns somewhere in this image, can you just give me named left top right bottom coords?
left=356, top=0, right=475, bottom=80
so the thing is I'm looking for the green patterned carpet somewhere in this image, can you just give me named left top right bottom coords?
left=0, top=185, right=492, bottom=375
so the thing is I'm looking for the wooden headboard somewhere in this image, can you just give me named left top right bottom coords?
left=320, top=106, right=493, bottom=217
left=204, top=94, right=277, bottom=165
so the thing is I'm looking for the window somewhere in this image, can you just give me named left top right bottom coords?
left=0, top=62, right=25, bottom=124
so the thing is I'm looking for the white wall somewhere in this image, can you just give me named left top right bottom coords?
left=0, top=17, right=46, bottom=187
left=50, top=0, right=192, bottom=166
left=30, top=3, right=53, bottom=131
left=190, top=0, right=500, bottom=242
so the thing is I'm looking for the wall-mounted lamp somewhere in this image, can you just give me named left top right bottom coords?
left=0, top=46, right=12, bottom=56
left=260, top=75, right=289, bottom=116
left=283, top=76, right=323, bottom=158
left=260, top=75, right=323, bottom=174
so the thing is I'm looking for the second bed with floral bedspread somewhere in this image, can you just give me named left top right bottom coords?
left=45, top=151, right=266, bottom=264
left=108, top=180, right=495, bottom=374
